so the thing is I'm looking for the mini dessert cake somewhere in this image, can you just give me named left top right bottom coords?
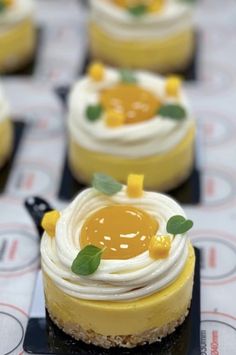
left=41, top=173, right=195, bottom=349
left=0, top=84, right=13, bottom=168
left=89, top=0, right=195, bottom=73
left=0, top=0, right=35, bottom=74
left=68, top=63, right=195, bottom=191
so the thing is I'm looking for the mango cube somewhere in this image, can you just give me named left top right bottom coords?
left=148, top=0, right=165, bottom=13
left=41, top=210, right=60, bottom=237
left=88, top=62, right=105, bottom=82
left=149, top=235, right=171, bottom=259
left=165, top=76, right=182, bottom=97
left=127, top=174, right=144, bottom=198
left=105, top=109, right=125, bottom=127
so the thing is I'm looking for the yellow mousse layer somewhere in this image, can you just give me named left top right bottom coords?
left=0, top=118, right=13, bottom=168
left=68, top=124, right=195, bottom=191
left=0, top=18, right=36, bottom=73
left=89, top=23, right=194, bottom=73
left=43, top=244, right=195, bottom=336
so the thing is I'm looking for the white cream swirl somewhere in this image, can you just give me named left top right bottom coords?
left=41, top=187, right=189, bottom=301
left=89, top=0, right=193, bottom=39
left=0, top=0, right=34, bottom=27
left=0, top=85, right=10, bottom=123
left=68, top=68, right=194, bottom=158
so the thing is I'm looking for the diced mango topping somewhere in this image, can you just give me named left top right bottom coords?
left=148, top=235, right=171, bottom=259
left=41, top=210, right=60, bottom=238
left=165, top=76, right=182, bottom=97
left=88, top=62, right=105, bottom=82
left=148, top=0, right=165, bottom=13
left=3, top=0, right=14, bottom=6
left=105, top=109, right=125, bottom=127
left=127, top=174, right=144, bottom=198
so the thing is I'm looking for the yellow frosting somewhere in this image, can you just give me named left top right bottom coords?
left=68, top=124, right=195, bottom=191
left=43, top=243, right=195, bottom=336
left=0, top=18, right=35, bottom=73
left=89, top=23, right=194, bottom=73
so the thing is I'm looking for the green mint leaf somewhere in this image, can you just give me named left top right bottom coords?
left=71, top=245, right=104, bottom=276
left=128, top=4, right=147, bottom=17
left=158, top=104, right=187, bottom=120
left=86, top=104, right=103, bottom=122
left=0, top=3, right=6, bottom=12
left=167, top=215, right=193, bottom=236
left=92, top=173, right=122, bottom=196
left=119, top=69, right=137, bottom=84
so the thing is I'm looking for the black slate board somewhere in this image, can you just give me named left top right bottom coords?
left=0, top=121, right=25, bottom=192
left=23, top=248, right=201, bottom=355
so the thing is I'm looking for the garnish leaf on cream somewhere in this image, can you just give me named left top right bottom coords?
left=119, top=69, right=137, bottom=84
left=0, top=2, right=6, bottom=12
left=71, top=245, right=104, bottom=276
left=167, top=215, right=193, bottom=236
left=92, top=173, right=123, bottom=196
left=128, top=4, right=148, bottom=16
left=86, top=104, right=103, bottom=122
left=158, top=104, right=187, bottom=120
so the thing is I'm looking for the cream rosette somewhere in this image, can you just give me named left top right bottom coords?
left=41, top=187, right=189, bottom=301
left=68, top=67, right=194, bottom=158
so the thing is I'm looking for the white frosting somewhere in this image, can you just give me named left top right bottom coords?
left=41, top=187, right=189, bottom=301
left=89, top=0, right=193, bottom=39
left=0, top=85, right=10, bottom=123
left=68, top=68, right=194, bottom=158
left=0, top=0, right=34, bottom=28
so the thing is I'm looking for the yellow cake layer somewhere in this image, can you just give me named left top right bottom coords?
left=43, top=244, right=195, bottom=336
left=68, top=124, right=195, bottom=191
left=0, top=18, right=36, bottom=73
left=0, top=118, right=13, bottom=168
left=89, top=22, right=194, bottom=73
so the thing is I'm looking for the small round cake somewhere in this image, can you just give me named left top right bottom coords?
left=0, top=84, right=13, bottom=168
left=68, top=63, right=195, bottom=191
left=88, top=0, right=195, bottom=73
left=41, top=173, right=195, bottom=349
left=0, top=0, right=36, bottom=74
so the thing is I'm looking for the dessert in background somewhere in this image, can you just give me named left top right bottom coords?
left=88, top=0, right=195, bottom=73
left=0, top=0, right=36, bottom=74
left=41, top=173, right=195, bottom=348
left=0, top=84, right=13, bottom=168
left=68, top=63, right=195, bottom=191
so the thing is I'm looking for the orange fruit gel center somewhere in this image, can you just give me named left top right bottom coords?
left=100, top=84, right=161, bottom=124
left=80, top=205, right=159, bottom=260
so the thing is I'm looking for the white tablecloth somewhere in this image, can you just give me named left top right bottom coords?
left=0, top=0, right=236, bottom=354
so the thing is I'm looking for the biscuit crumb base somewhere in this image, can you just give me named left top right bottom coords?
left=47, top=306, right=190, bottom=349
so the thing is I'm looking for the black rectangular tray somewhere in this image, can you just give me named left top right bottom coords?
left=23, top=248, right=201, bottom=355
left=0, top=121, right=25, bottom=192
